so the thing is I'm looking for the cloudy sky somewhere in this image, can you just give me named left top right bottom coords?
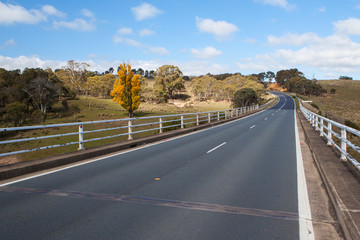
left=0, top=0, right=360, bottom=79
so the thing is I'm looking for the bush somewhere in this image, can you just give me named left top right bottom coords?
left=61, top=100, right=69, bottom=109
left=345, top=120, right=360, bottom=130
left=339, top=76, right=353, bottom=80
left=31, top=110, right=44, bottom=124
left=232, top=88, right=259, bottom=107
left=3, top=102, right=27, bottom=126
left=330, top=88, right=336, bottom=94
left=311, top=103, right=320, bottom=110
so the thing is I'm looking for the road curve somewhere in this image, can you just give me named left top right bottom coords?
left=0, top=93, right=309, bottom=240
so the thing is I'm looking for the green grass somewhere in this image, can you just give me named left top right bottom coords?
left=0, top=97, right=233, bottom=165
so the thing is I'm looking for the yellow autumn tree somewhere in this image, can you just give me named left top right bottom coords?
left=111, top=63, right=141, bottom=117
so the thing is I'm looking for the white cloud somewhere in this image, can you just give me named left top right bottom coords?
left=53, top=18, right=96, bottom=31
left=113, top=36, right=143, bottom=47
left=42, top=5, right=65, bottom=17
left=81, top=9, right=94, bottom=18
left=318, top=7, right=326, bottom=13
left=268, top=32, right=320, bottom=46
left=334, top=18, right=360, bottom=35
left=0, top=55, right=67, bottom=70
left=237, top=32, right=360, bottom=78
left=131, top=3, right=163, bottom=21
left=254, top=0, right=296, bottom=11
left=1, top=39, right=16, bottom=48
left=356, top=4, right=360, bottom=10
left=117, top=27, right=133, bottom=35
left=245, top=38, right=257, bottom=44
left=139, top=29, right=155, bottom=36
left=0, top=2, right=48, bottom=25
left=149, top=47, right=170, bottom=55
left=196, top=17, right=239, bottom=40
left=0, top=55, right=228, bottom=76
left=191, top=46, right=222, bottom=59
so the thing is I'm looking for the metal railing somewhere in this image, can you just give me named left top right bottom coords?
left=0, top=105, right=261, bottom=157
left=298, top=97, right=360, bottom=171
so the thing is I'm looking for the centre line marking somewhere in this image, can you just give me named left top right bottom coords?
left=250, top=125, right=256, bottom=129
left=264, top=118, right=268, bottom=121
left=207, top=142, right=227, bottom=154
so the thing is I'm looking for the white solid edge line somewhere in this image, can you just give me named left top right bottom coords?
left=206, top=142, right=227, bottom=154
left=293, top=97, right=314, bottom=240
left=1, top=94, right=281, bottom=187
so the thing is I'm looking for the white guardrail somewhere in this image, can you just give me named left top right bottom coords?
left=297, top=97, right=360, bottom=171
left=0, top=104, right=266, bottom=158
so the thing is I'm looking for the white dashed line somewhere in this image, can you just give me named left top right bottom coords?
left=250, top=125, right=256, bottom=129
left=207, top=142, right=227, bottom=154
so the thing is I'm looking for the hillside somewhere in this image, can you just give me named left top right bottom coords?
left=300, top=80, right=360, bottom=125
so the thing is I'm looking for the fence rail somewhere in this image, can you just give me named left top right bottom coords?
left=0, top=105, right=263, bottom=158
left=298, top=97, right=360, bottom=171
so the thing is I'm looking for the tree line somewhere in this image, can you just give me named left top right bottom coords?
left=274, top=68, right=326, bottom=96
left=0, top=60, right=327, bottom=126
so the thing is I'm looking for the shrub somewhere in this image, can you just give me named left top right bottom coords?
left=330, top=88, right=336, bottom=94
left=311, top=103, right=320, bottom=110
left=3, top=102, right=27, bottom=126
left=232, top=88, right=259, bottom=107
left=61, top=100, right=69, bottom=109
left=345, top=120, right=360, bottom=130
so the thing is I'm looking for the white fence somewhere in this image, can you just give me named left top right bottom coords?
left=299, top=98, right=360, bottom=171
left=0, top=105, right=261, bottom=158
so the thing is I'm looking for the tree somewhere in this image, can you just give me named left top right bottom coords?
left=3, top=102, right=27, bottom=126
left=232, top=88, right=259, bottom=107
left=61, top=60, right=89, bottom=95
left=257, top=72, right=266, bottom=83
left=111, top=63, right=141, bottom=117
left=23, top=76, right=60, bottom=121
left=339, top=76, right=352, bottom=80
left=154, top=65, right=185, bottom=102
left=191, top=75, right=217, bottom=100
left=275, top=68, right=303, bottom=86
left=265, top=71, right=275, bottom=82
left=86, top=74, right=116, bottom=98
left=137, top=68, right=144, bottom=76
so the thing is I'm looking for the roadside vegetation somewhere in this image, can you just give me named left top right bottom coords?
left=5, top=63, right=349, bottom=166
left=0, top=61, right=277, bottom=165
left=296, top=79, right=360, bottom=167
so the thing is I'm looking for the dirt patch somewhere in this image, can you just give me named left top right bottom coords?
left=0, top=155, right=21, bottom=166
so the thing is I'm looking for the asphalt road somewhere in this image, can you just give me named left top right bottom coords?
left=0, top=93, right=306, bottom=240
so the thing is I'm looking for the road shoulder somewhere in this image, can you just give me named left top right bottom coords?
left=297, top=109, right=360, bottom=240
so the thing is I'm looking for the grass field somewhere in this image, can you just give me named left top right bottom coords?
left=300, top=80, right=360, bottom=125
left=298, top=80, right=360, bottom=167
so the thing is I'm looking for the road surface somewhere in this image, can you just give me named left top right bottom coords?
left=0, top=92, right=312, bottom=239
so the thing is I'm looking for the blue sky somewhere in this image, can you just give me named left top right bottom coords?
left=1, top=0, right=360, bottom=79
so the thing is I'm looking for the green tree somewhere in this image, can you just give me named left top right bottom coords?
left=3, top=102, right=27, bottom=126
left=154, top=65, right=185, bottom=102
left=265, top=71, right=275, bottom=82
left=232, top=88, right=259, bottom=108
left=86, top=74, right=116, bottom=98
left=191, top=75, right=217, bottom=100
left=275, top=68, right=303, bottom=86
left=257, top=72, right=266, bottom=82
left=111, top=63, right=141, bottom=117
